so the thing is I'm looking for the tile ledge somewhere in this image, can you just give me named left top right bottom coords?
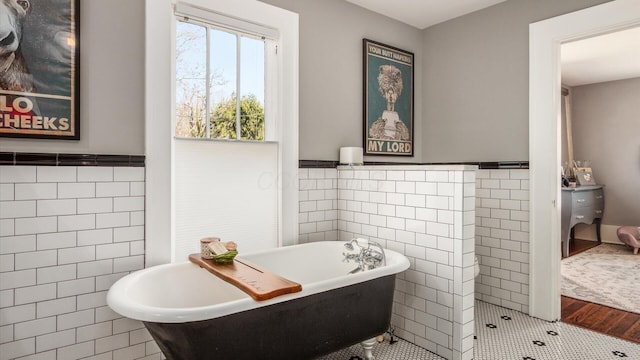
left=337, top=164, right=478, bottom=171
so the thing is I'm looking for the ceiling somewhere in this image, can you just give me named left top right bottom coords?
left=561, top=26, right=640, bottom=87
left=344, top=0, right=508, bottom=29
left=345, top=0, right=640, bottom=87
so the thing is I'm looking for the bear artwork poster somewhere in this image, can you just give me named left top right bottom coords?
left=0, top=0, right=80, bottom=140
left=363, top=39, right=413, bottom=156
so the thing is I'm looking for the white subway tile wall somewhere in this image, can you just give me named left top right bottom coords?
left=298, top=169, right=339, bottom=243
left=298, top=166, right=476, bottom=360
left=0, top=166, right=162, bottom=360
left=0, top=165, right=527, bottom=360
left=339, top=167, right=476, bottom=360
left=474, top=169, right=529, bottom=313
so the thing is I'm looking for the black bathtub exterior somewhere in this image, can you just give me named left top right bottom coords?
left=143, top=275, right=396, bottom=360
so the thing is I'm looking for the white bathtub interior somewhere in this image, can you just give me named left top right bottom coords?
left=124, top=263, right=247, bottom=308
left=242, top=241, right=400, bottom=284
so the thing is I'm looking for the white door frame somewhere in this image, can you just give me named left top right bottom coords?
left=529, top=0, right=640, bottom=321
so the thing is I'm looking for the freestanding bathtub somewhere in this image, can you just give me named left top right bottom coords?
left=107, top=240, right=409, bottom=360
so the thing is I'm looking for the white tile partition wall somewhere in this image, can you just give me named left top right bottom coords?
left=0, top=166, right=162, bottom=360
left=474, top=169, right=530, bottom=313
left=333, top=165, right=476, bottom=360
left=294, top=166, right=530, bottom=360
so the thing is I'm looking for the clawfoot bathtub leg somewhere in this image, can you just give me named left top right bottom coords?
left=360, top=337, right=376, bottom=360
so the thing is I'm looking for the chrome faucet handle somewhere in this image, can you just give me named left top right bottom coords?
left=344, top=238, right=362, bottom=251
left=344, top=238, right=386, bottom=271
left=365, top=240, right=386, bottom=267
left=342, top=252, right=359, bottom=262
left=343, top=239, right=361, bottom=261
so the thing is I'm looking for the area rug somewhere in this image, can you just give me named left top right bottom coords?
left=561, top=243, right=640, bottom=314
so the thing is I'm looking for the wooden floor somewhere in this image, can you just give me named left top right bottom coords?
left=561, top=238, right=640, bottom=344
left=566, top=238, right=599, bottom=257
left=561, top=296, right=640, bottom=344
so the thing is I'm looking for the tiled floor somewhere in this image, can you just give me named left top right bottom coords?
left=474, top=300, right=640, bottom=360
left=317, top=300, right=640, bottom=360
left=316, top=337, right=444, bottom=360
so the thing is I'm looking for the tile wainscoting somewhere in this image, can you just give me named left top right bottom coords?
left=298, top=165, right=531, bottom=360
left=298, top=168, right=339, bottom=243
left=0, top=160, right=529, bottom=360
left=0, top=165, right=162, bottom=360
left=474, top=169, right=530, bottom=313
left=300, top=165, right=477, bottom=360
left=298, top=167, right=531, bottom=310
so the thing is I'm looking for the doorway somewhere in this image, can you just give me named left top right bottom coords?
left=529, top=0, right=640, bottom=322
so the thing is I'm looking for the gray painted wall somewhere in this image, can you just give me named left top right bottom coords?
left=1, top=0, right=614, bottom=162
left=0, top=0, right=145, bottom=155
left=571, top=78, right=640, bottom=226
left=420, top=0, right=610, bottom=162
left=260, top=0, right=424, bottom=162
left=262, top=0, right=610, bottom=162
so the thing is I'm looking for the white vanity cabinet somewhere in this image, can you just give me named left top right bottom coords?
left=561, top=185, right=605, bottom=258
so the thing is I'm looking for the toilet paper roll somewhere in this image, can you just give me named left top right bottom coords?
left=339, top=147, right=363, bottom=165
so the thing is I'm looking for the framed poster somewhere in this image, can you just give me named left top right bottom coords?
left=0, top=0, right=80, bottom=140
left=363, top=39, right=413, bottom=156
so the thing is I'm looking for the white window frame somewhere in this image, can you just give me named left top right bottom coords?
left=174, top=5, right=277, bottom=141
left=145, top=0, right=299, bottom=266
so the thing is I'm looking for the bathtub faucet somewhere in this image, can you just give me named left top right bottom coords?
left=343, top=238, right=386, bottom=273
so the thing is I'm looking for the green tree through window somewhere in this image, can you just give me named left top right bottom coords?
left=210, top=94, right=265, bottom=140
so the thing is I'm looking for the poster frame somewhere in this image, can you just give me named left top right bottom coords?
left=363, top=38, right=414, bottom=157
left=0, top=0, right=80, bottom=140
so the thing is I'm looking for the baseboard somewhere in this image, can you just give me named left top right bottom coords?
left=573, top=224, right=623, bottom=244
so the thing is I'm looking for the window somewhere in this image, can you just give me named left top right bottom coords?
left=145, top=0, right=298, bottom=265
left=174, top=9, right=273, bottom=140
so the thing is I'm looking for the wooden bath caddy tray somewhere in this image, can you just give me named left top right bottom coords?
left=188, top=254, right=302, bottom=301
